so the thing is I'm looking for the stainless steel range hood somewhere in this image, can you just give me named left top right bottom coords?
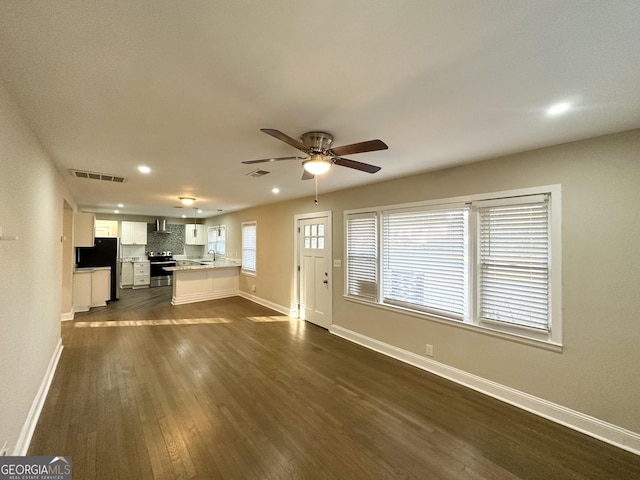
left=154, top=219, right=170, bottom=233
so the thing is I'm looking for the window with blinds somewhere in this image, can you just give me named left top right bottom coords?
left=343, top=186, right=560, bottom=345
left=346, top=213, right=378, bottom=301
left=382, top=206, right=468, bottom=318
left=242, top=222, right=257, bottom=275
left=477, top=195, right=550, bottom=330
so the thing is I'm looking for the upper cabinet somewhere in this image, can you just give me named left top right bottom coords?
left=121, top=221, right=148, bottom=245
left=74, top=213, right=95, bottom=247
left=95, top=220, right=118, bottom=238
left=185, top=223, right=206, bottom=245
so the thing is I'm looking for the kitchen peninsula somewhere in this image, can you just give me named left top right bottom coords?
left=164, top=259, right=241, bottom=305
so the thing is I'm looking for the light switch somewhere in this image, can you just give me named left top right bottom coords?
left=333, top=259, right=342, bottom=268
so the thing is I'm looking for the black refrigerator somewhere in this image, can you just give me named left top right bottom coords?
left=76, top=237, right=120, bottom=301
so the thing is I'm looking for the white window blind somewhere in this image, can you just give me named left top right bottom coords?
left=346, top=213, right=378, bottom=301
left=242, top=222, right=257, bottom=274
left=478, top=195, right=550, bottom=330
left=382, top=207, right=468, bottom=318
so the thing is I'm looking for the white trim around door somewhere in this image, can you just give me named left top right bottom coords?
left=293, top=211, right=333, bottom=327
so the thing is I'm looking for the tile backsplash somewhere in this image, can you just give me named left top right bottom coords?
left=146, top=223, right=186, bottom=255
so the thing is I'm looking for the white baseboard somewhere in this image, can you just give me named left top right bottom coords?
left=238, top=291, right=292, bottom=317
left=14, top=338, right=63, bottom=455
left=329, top=325, right=640, bottom=456
left=60, top=310, right=74, bottom=321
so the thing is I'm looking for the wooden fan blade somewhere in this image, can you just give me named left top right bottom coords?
left=330, top=139, right=388, bottom=157
left=261, top=128, right=310, bottom=153
left=301, top=170, right=314, bottom=180
left=333, top=157, right=381, bottom=174
left=242, top=156, right=302, bottom=165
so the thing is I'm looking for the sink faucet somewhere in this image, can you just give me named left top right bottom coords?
left=208, top=249, right=216, bottom=262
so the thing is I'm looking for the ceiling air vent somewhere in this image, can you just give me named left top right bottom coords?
left=70, top=169, right=126, bottom=183
left=246, top=169, right=270, bottom=178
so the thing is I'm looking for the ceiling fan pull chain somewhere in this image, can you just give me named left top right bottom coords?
left=315, top=175, right=319, bottom=206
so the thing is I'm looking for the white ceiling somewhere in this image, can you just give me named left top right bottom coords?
left=1, top=1, right=639, bottom=218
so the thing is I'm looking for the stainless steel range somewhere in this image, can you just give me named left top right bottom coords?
left=148, top=254, right=176, bottom=287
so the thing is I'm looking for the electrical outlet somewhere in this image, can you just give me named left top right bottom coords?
left=0, top=441, right=9, bottom=456
left=425, top=344, right=434, bottom=357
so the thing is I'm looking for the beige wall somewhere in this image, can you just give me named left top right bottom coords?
left=213, top=129, right=640, bottom=435
left=0, top=82, right=77, bottom=452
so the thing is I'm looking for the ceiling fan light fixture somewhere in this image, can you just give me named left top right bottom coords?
left=179, top=196, right=196, bottom=205
left=303, top=154, right=332, bottom=175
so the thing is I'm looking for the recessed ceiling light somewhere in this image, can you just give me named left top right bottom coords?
left=181, top=215, right=187, bottom=218
left=547, top=102, right=570, bottom=116
left=138, top=165, right=151, bottom=174
left=272, top=187, right=280, bottom=194
left=114, top=210, right=120, bottom=214
left=117, top=203, right=124, bottom=208
left=197, top=209, right=203, bottom=214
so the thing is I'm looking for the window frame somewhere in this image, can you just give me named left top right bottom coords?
left=344, top=185, right=562, bottom=348
left=381, top=203, right=469, bottom=321
left=207, top=225, right=226, bottom=256
left=345, top=212, right=379, bottom=301
left=241, top=221, right=257, bottom=276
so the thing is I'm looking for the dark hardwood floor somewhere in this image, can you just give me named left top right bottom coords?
left=29, top=288, right=640, bottom=479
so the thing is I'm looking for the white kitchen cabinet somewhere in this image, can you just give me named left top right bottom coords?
left=133, top=261, right=150, bottom=289
left=73, top=268, right=110, bottom=312
left=95, top=220, right=118, bottom=238
left=121, top=221, right=148, bottom=245
left=72, top=271, right=92, bottom=312
left=185, top=223, right=206, bottom=245
left=120, top=261, right=133, bottom=288
left=74, top=212, right=95, bottom=247
left=91, top=269, right=111, bottom=307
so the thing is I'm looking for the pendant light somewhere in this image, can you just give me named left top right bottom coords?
left=193, top=207, right=198, bottom=238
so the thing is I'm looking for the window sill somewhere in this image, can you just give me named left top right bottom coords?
left=241, top=270, right=257, bottom=277
left=343, top=295, right=563, bottom=353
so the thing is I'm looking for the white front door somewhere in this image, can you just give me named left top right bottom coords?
left=297, top=214, right=332, bottom=328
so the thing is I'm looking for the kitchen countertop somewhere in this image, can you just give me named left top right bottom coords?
left=120, top=257, right=149, bottom=263
left=74, top=266, right=112, bottom=273
left=164, top=259, right=241, bottom=271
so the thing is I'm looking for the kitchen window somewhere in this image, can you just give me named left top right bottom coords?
left=344, top=185, right=562, bottom=346
left=208, top=225, right=226, bottom=256
left=242, top=221, right=257, bottom=275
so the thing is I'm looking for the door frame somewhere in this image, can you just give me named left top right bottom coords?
left=292, top=210, right=333, bottom=322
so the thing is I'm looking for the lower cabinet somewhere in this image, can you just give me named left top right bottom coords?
left=91, top=269, right=110, bottom=307
left=72, top=271, right=92, bottom=312
left=133, top=262, right=150, bottom=289
left=73, top=268, right=111, bottom=312
left=120, top=261, right=150, bottom=289
left=120, top=261, right=133, bottom=288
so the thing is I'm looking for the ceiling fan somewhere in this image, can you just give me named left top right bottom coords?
left=242, top=129, right=388, bottom=179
